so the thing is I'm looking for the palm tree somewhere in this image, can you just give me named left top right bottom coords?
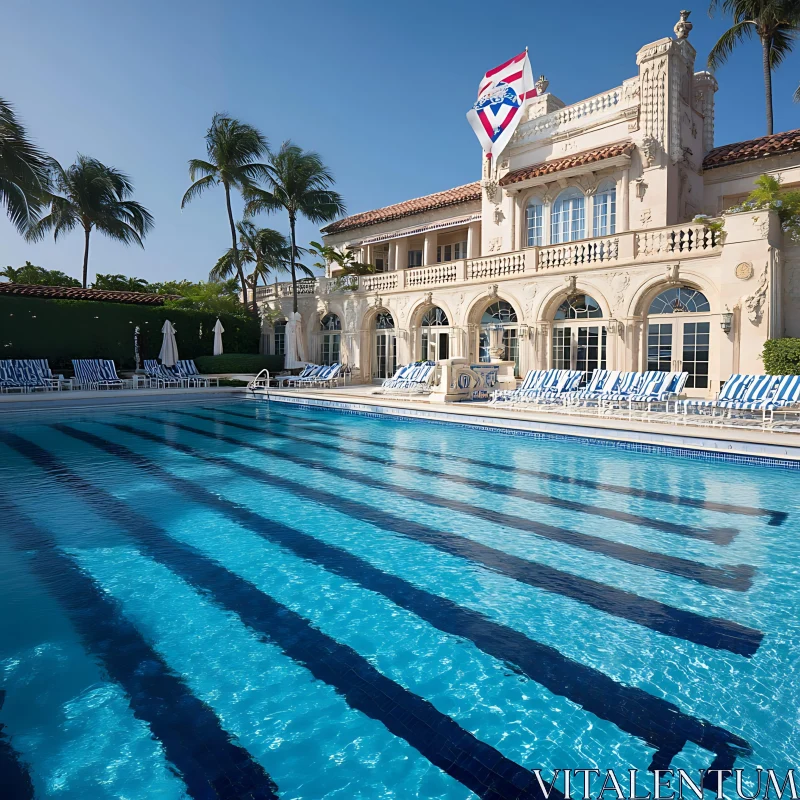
left=182, top=114, right=270, bottom=310
left=26, top=156, right=153, bottom=288
left=0, top=97, right=50, bottom=234
left=243, top=141, right=345, bottom=313
left=708, top=0, right=800, bottom=135
left=211, top=220, right=311, bottom=311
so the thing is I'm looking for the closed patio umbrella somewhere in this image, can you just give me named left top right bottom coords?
left=159, top=319, right=179, bottom=367
left=213, top=318, right=224, bottom=356
left=284, top=311, right=307, bottom=369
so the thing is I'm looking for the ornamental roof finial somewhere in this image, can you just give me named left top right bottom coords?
left=674, top=10, right=692, bottom=40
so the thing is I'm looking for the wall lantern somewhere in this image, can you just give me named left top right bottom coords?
left=720, top=309, right=733, bottom=333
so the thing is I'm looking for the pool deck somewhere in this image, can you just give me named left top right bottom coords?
left=253, top=385, right=800, bottom=465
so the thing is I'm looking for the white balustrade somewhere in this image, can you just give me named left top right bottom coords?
left=538, top=237, right=620, bottom=270
left=405, top=263, right=459, bottom=288
left=636, top=224, right=721, bottom=258
left=361, top=272, right=398, bottom=292
left=467, top=252, right=527, bottom=280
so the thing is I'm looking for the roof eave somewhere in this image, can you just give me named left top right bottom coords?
left=501, top=153, right=633, bottom=193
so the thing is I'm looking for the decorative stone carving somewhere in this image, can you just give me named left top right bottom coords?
left=564, top=275, right=577, bottom=295
left=639, top=58, right=667, bottom=153
left=640, top=135, right=660, bottom=167
left=493, top=207, right=505, bottom=225
left=373, top=293, right=382, bottom=308
left=423, top=291, right=433, bottom=307
left=744, top=266, right=768, bottom=325
left=488, top=237, right=503, bottom=252
left=499, top=158, right=509, bottom=170
left=609, top=272, right=631, bottom=311
left=522, top=282, right=538, bottom=320
left=735, top=262, right=754, bottom=281
left=535, top=75, right=549, bottom=95
left=665, top=263, right=680, bottom=284
left=640, top=208, right=652, bottom=226
left=482, top=179, right=499, bottom=203
left=487, top=284, right=499, bottom=300
left=674, top=10, right=693, bottom=40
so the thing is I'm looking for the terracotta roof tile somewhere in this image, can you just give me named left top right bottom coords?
left=703, top=128, right=800, bottom=169
left=0, top=283, right=180, bottom=305
left=321, top=181, right=481, bottom=234
left=499, top=142, right=636, bottom=187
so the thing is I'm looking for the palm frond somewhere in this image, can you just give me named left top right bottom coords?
left=188, top=159, right=218, bottom=182
left=181, top=174, right=216, bottom=208
left=795, top=82, right=800, bottom=101
left=708, top=19, right=756, bottom=69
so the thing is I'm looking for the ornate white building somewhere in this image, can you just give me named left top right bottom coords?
left=257, top=16, right=800, bottom=398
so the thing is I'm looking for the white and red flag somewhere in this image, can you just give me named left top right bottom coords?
left=466, top=50, right=536, bottom=161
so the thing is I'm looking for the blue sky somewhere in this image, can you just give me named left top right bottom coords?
left=1, top=0, right=798, bottom=284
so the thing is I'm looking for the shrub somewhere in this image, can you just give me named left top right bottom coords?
left=762, top=338, right=800, bottom=375
left=0, top=295, right=260, bottom=370
left=194, top=354, right=284, bottom=374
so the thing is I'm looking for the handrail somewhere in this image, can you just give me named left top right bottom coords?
left=248, top=369, right=271, bottom=391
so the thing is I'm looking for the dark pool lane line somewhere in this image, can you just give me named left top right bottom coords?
left=101, top=419, right=763, bottom=658
left=5, top=431, right=549, bottom=800
left=177, top=409, right=738, bottom=546
left=223, top=404, right=787, bottom=526
left=0, top=496, right=279, bottom=800
left=0, top=690, right=35, bottom=800
left=156, top=412, right=753, bottom=593
left=44, top=424, right=753, bottom=774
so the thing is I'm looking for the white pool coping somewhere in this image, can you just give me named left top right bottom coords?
left=252, top=386, right=800, bottom=467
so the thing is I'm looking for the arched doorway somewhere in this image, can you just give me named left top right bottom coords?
left=319, top=313, right=341, bottom=365
left=373, top=310, right=397, bottom=380
left=478, top=300, right=519, bottom=375
left=645, top=285, right=711, bottom=392
left=419, top=306, right=449, bottom=361
left=551, top=294, right=607, bottom=375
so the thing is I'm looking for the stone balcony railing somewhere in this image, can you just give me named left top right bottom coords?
left=254, top=221, right=723, bottom=301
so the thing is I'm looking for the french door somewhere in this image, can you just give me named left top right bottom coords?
left=374, top=332, right=396, bottom=380
left=552, top=325, right=607, bottom=376
left=421, top=329, right=450, bottom=361
left=647, top=317, right=710, bottom=393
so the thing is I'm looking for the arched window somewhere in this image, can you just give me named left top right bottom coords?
left=373, top=311, right=396, bottom=379
left=526, top=197, right=544, bottom=246
left=320, top=313, right=341, bottom=330
left=481, top=301, right=518, bottom=324
left=647, top=286, right=712, bottom=391
left=593, top=180, right=616, bottom=236
left=319, top=313, right=341, bottom=365
left=478, top=301, right=519, bottom=374
left=273, top=319, right=287, bottom=356
left=554, top=294, right=604, bottom=320
left=420, top=307, right=448, bottom=326
left=420, top=306, right=449, bottom=360
left=551, top=188, right=586, bottom=244
left=648, top=286, right=711, bottom=314
left=375, top=311, right=395, bottom=329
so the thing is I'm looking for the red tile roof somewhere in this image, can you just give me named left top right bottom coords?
left=321, top=181, right=481, bottom=234
left=499, top=142, right=636, bottom=186
left=703, top=128, right=800, bottom=169
left=0, top=283, right=180, bottom=305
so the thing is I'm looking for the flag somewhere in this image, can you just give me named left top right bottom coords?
left=466, top=50, right=536, bottom=161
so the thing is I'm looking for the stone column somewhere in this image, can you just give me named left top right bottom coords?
left=423, top=232, right=437, bottom=266
left=395, top=238, right=408, bottom=271
left=620, top=168, right=630, bottom=232
left=388, top=243, right=396, bottom=271
left=466, top=222, right=481, bottom=259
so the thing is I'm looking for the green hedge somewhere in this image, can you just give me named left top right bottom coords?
left=0, top=295, right=260, bottom=371
left=763, top=338, right=800, bottom=375
left=194, top=354, right=284, bottom=374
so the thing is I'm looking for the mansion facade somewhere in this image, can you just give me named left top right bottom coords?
left=256, top=16, right=800, bottom=397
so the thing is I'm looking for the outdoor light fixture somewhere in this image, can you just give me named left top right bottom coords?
left=720, top=310, right=733, bottom=333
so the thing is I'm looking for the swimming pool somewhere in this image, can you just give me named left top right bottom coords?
left=0, top=398, right=798, bottom=799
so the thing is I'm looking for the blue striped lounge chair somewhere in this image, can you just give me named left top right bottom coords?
left=593, top=371, right=648, bottom=409
left=715, top=374, right=778, bottom=416
left=565, top=370, right=619, bottom=407
left=19, top=359, right=64, bottom=390
left=758, top=374, right=800, bottom=423
left=143, top=359, right=181, bottom=388
left=516, top=370, right=583, bottom=407
left=0, top=361, right=27, bottom=393
left=625, top=371, right=683, bottom=412
left=177, top=359, right=218, bottom=387
left=72, top=359, right=124, bottom=390
left=295, top=363, right=340, bottom=388
left=677, top=374, right=755, bottom=417
left=490, top=369, right=544, bottom=404
left=274, top=364, right=317, bottom=388
left=375, top=363, right=414, bottom=394
left=389, top=362, right=437, bottom=395
left=314, top=363, right=342, bottom=387
left=0, top=360, right=51, bottom=392
left=287, top=364, right=325, bottom=388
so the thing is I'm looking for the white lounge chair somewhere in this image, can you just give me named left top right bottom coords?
left=676, top=374, right=755, bottom=417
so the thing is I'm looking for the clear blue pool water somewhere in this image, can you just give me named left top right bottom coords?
left=0, top=398, right=798, bottom=799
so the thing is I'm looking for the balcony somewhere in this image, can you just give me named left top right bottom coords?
left=254, top=221, right=723, bottom=301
